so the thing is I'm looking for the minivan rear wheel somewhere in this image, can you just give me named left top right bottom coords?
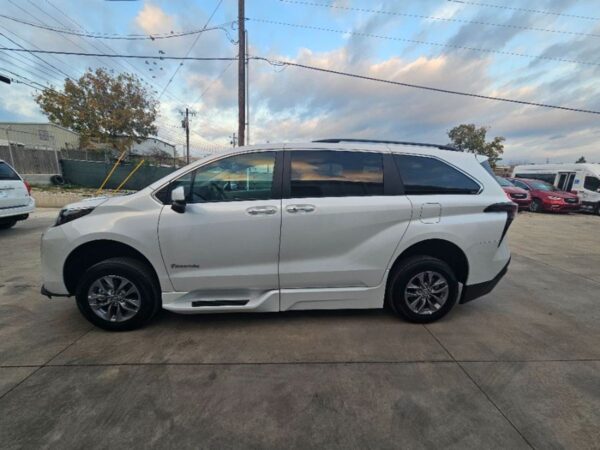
left=387, top=256, right=459, bottom=323
left=75, top=257, right=160, bottom=331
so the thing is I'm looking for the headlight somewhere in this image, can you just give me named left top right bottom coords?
left=548, top=196, right=562, bottom=201
left=55, top=207, right=95, bottom=226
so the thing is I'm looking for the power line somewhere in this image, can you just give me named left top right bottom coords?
left=0, top=13, right=236, bottom=41
left=0, top=47, right=237, bottom=61
left=43, top=0, right=187, bottom=107
left=159, top=0, right=225, bottom=100
left=253, top=57, right=600, bottom=116
left=249, top=18, right=600, bottom=68
left=5, top=0, right=76, bottom=79
left=447, top=0, right=600, bottom=22
left=0, top=31, right=72, bottom=80
left=189, top=60, right=235, bottom=105
left=279, top=0, right=600, bottom=39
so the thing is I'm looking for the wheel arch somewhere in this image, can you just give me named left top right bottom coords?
left=389, top=238, right=469, bottom=284
left=63, top=239, right=161, bottom=295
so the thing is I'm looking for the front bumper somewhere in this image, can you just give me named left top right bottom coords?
left=460, top=258, right=510, bottom=304
left=543, top=201, right=580, bottom=212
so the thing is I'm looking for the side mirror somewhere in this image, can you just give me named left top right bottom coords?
left=171, top=186, right=186, bottom=213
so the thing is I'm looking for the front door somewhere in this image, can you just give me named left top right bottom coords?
left=157, top=151, right=282, bottom=304
left=278, top=150, right=412, bottom=310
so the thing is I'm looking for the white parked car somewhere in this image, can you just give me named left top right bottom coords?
left=41, top=140, right=514, bottom=331
left=0, top=159, right=35, bottom=229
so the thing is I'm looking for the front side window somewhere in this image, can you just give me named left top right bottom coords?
left=0, top=162, right=19, bottom=181
left=584, top=176, right=600, bottom=192
left=290, top=151, right=384, bottom=198
left=155, top=152, right=276, bottom=204
left=512, top=180, right=530, bottom=190
left=394, top=155, right=480, bottom=195
left=529, top=181, right=557, bottom=191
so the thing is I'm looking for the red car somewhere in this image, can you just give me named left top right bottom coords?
left=496, top=177, right=531, bottom=210
left=507, top=178, right=580, bottom=213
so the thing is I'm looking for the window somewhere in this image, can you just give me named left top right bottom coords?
left=495, top=176, right=514, bottom=187
left=528, top=180, right=557, bottom=191
left=512, top=180, right=530, bottom=191
left=584, top=176, right=600, bottom=192
left=155, top=152, right=276, bottom=204
left=515, top=173, right=556, bottom=184
left=394, top=155, right=480, bottom=195
left=289, top=151, right=384, bottom=198
left=0, top=162, right=19, bottom=181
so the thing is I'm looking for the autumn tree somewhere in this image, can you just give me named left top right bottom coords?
left=447, top=124, right=505, bottom=167
left=35, top=68, right=158, bottom=149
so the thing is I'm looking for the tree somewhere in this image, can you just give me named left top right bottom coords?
left=575, top=156, right=587, bottom=163
left=447, top=124, right=505, bottom=167
left=35, top=68, right=158, bottom=149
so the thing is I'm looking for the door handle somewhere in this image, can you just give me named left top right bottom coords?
left=246, top=206, right=278, bottom=215
left=286, top=204, right=316, bottom=213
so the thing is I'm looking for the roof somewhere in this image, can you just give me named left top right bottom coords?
left=313, top=138, right=458, bottom=151
left=0, top=122, right=80, bottom=136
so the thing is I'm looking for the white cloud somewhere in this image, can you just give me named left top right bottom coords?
left=135, top=4, right=177, bottom=35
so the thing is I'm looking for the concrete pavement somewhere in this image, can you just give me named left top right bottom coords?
left=0, top=209, right=599, bottom=449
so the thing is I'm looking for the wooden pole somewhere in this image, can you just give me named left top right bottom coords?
left=238, top=0, right=246, bottom=146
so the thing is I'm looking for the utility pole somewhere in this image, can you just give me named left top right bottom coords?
left=230, top=133, right=237, bottom=147
left=245, top=30, right=250, bottom=146
left=238, top=0, right=246, bottom=147
left=180, top=108, right=196, bottom=165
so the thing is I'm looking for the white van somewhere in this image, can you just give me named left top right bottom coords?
left=512, top=163, right=600, bottom=215
left=41, top=141, right=514, bottom=331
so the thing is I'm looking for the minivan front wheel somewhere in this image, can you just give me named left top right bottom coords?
left=388, top=256, right=458, bottom=323
left=75, top=257, right=160, bottom=331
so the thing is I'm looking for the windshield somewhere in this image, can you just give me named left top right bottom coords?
left=529, top=180, right=558, bottom=191
left=495, top=176, right=514, bottom=187
left=0, top=162, right=20, bottom=181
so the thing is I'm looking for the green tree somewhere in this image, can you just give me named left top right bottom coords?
left=575, top=156, right=586, bottom=163
left=447, top=124, right=505, bottom=167
left=35, top=68, right=158, bottom=149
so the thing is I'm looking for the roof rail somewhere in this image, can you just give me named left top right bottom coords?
left=312, top=138, right=460, bottom=151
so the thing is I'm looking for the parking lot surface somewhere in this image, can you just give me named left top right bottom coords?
left=1, top=209, right=599, bottom=449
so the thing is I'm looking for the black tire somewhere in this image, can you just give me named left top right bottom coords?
left=75, top=257, right=160, bottom=331
left=530, top=199, right=542, bottom=213
left=596, top=203, right=600, bottom=216
left=50, top=174, right=65, bottom=186
left=0, top=220, right=17, bottom=230
left=387, top=256, right=459, bottom=324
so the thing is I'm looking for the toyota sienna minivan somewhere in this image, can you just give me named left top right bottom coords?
left=41, top=140, right=515, bottom=330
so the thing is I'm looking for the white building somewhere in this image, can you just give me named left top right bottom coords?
left=129, top=137, right=176, bottom=157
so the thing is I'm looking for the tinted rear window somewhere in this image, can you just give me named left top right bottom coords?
left=290, top=151, right=384, bottom=198
left=394, top=155, right=480, bottom=195
left=0, top=162, right=19, bottom=181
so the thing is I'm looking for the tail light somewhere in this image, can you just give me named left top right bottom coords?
left=484, top=202, right=518, bottom=246
left=24, top=181, right=32, bottom=196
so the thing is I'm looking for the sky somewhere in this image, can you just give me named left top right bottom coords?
left=1, top=0, right=599, bottom=163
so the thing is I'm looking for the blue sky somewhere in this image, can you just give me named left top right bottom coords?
left=1, top=0, right=599, bottom=163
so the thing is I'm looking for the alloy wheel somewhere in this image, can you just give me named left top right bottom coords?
left=87, top=275, right=141, bottom=322
left=404, top=270, right=449, bottom=315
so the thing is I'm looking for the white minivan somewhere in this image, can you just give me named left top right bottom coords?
left=512, top=163, right=600, bottom=215
left=41, top=140, right=514, bottom=330
left=0, top=159, right=35, bottom=229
